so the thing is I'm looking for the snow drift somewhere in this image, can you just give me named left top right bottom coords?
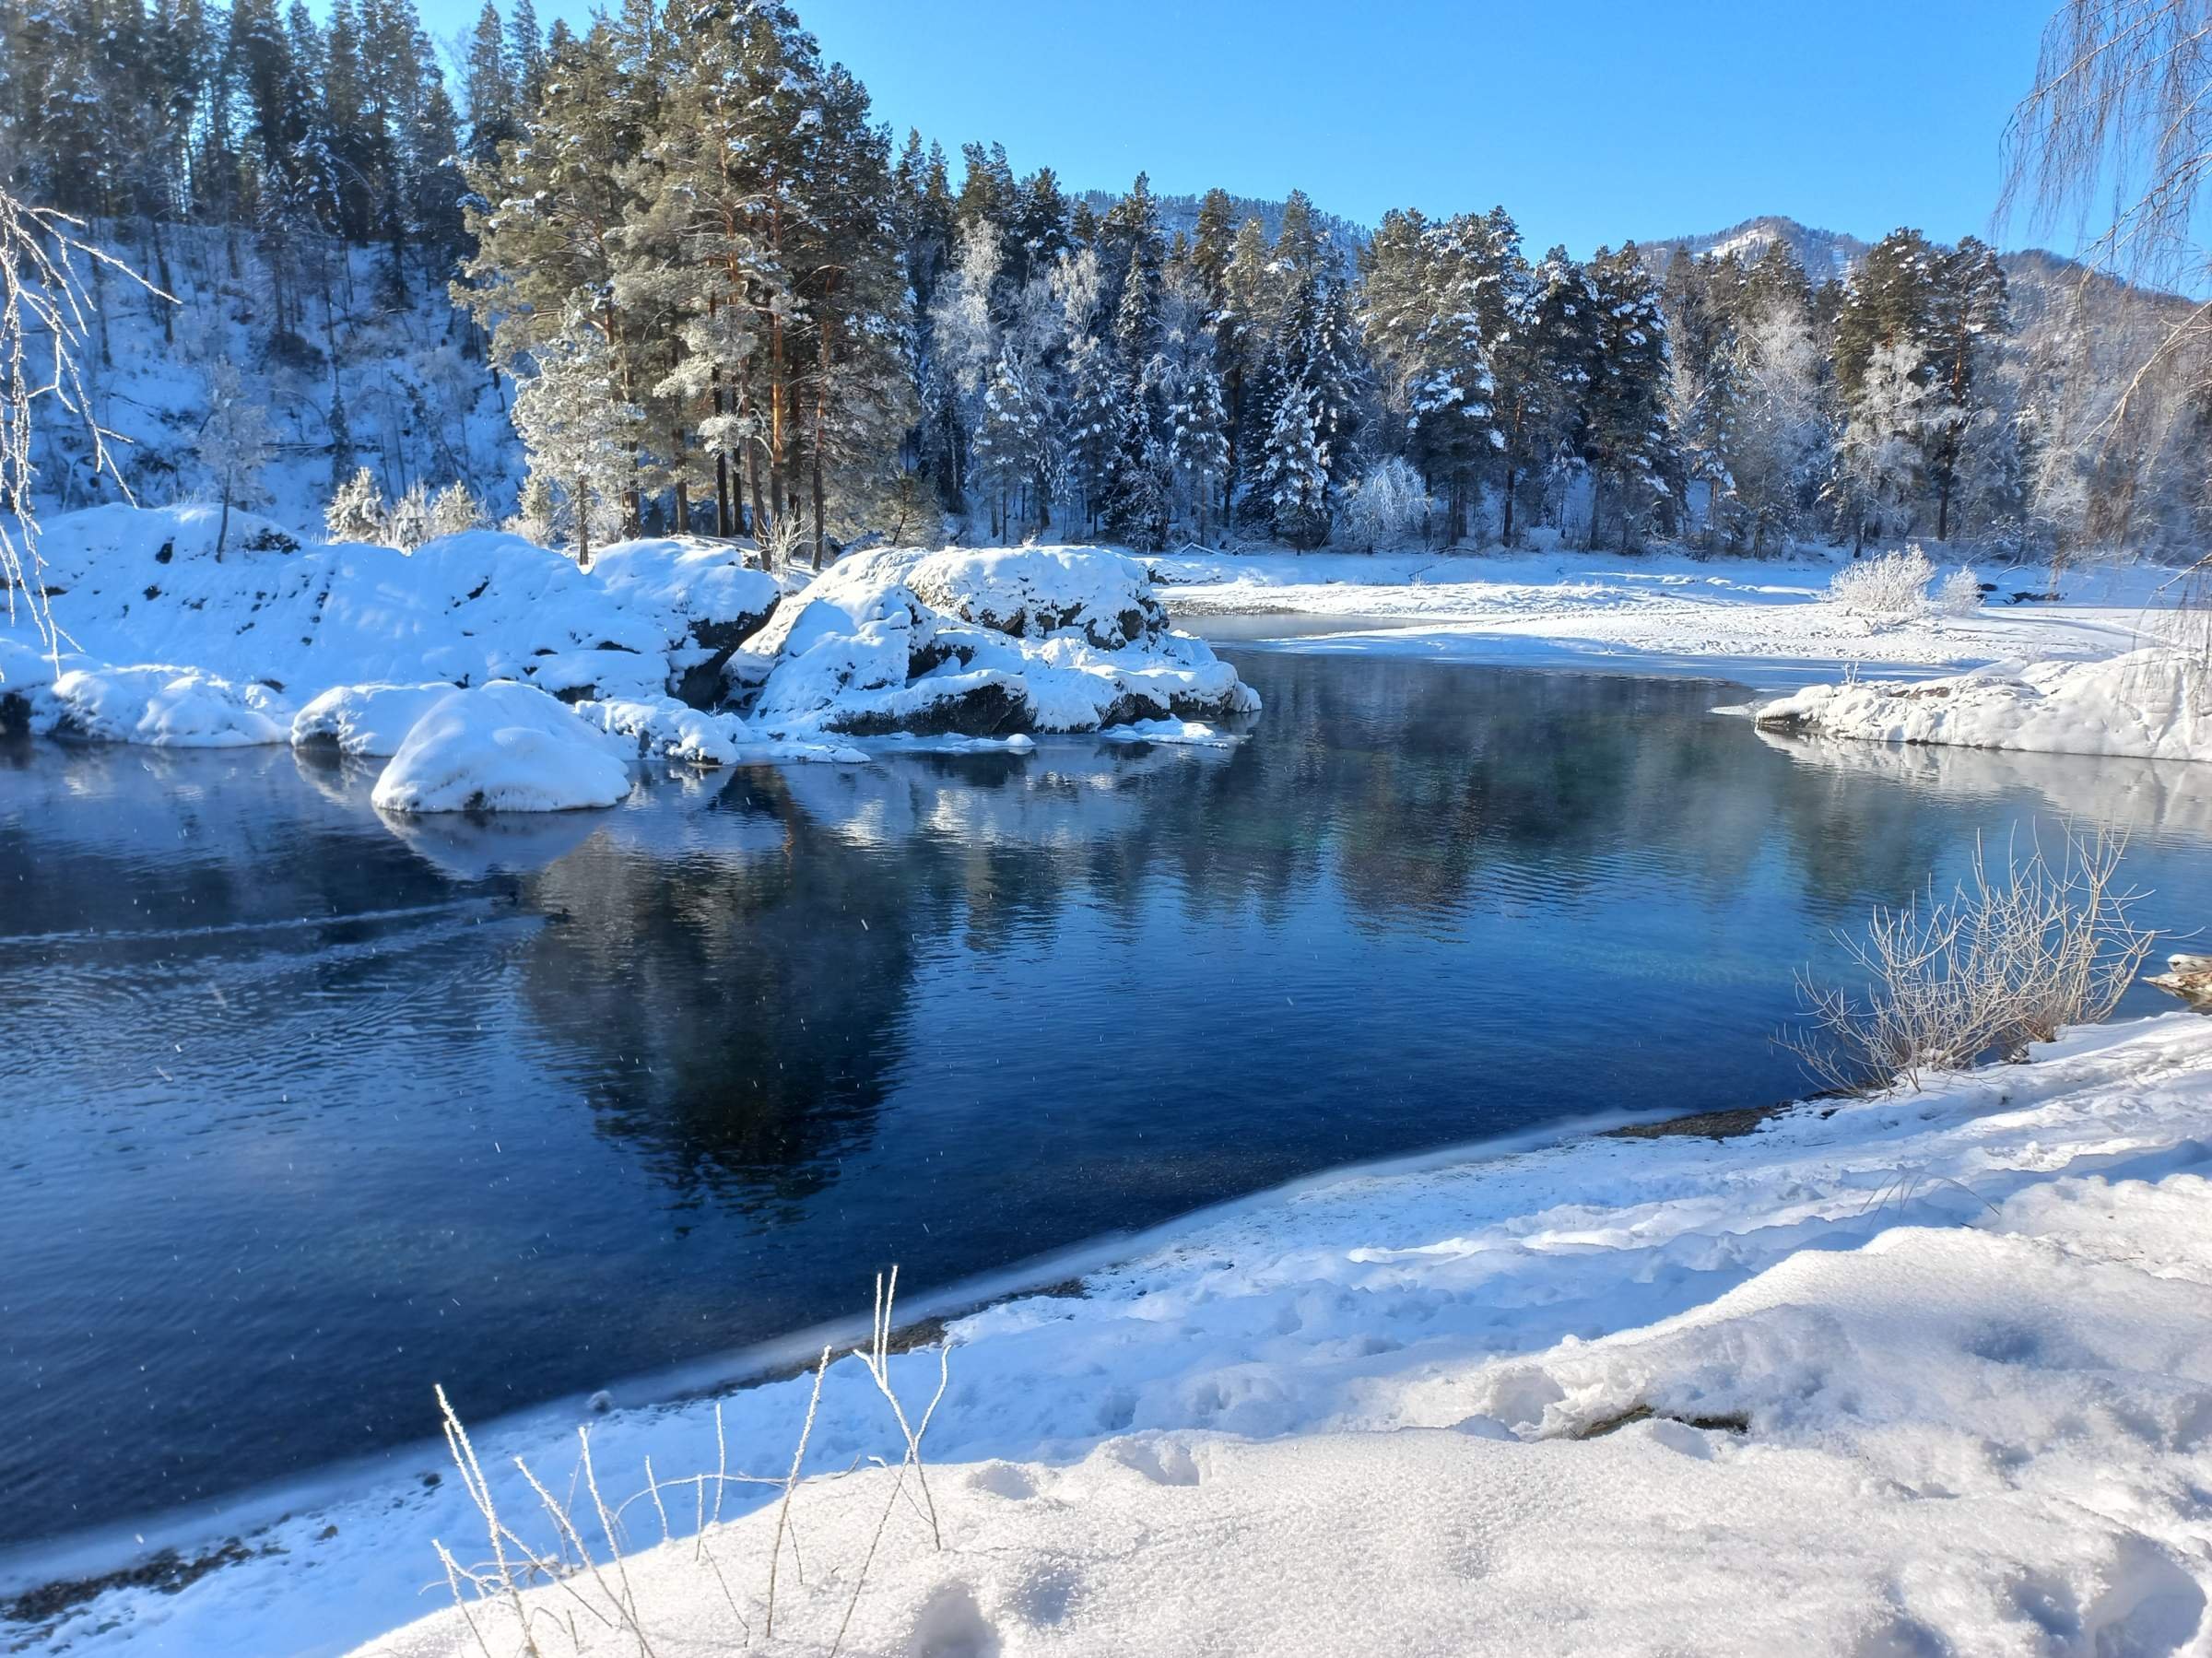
left=1756, top=648, right=2212, bottom=763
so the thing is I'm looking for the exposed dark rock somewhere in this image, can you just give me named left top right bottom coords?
left=672, top=599, right=780, bottom=710
left=828, top=680, right=1029, bottom=737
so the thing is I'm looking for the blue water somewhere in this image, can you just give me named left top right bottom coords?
left=4, top=649, right=2210, bottom=1550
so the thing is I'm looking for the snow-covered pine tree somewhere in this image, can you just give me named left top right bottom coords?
left=510, top=309, right=644, bottom=566
left=1579, top=243, right=1678, bottom=550
left=325, top=466, right=388, bottom=542
left=1259, top=378, right=1331, bottom=548
left=1924, top=237, right=2011, bottom=543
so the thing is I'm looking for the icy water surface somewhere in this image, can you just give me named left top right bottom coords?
left=6, top=651, right=2212, bottom=1551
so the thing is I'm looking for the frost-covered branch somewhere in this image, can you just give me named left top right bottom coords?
left=0, top=191, right=169, bottom=648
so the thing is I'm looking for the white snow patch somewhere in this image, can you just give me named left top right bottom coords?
left=290, top=683, right=459, bottom=757
left=1756, top=648, right=2212, bottom=762
left=44, top=664, right=290, bottom=747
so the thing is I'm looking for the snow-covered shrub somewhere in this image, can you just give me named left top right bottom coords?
left=325, top=466, right=388, bottom=544
left=759, top=513, right=810, bottom=572
left=1933, top=565, right=1983, bottom=617
left=1792, top=829, right=2154, bottom=1092
left=1829, top=544, right=1935, bottom=622
left=385, top=481, right=432, bottom=551
left=1333, top=459, right=1433, bottom=552
left=428, top=482, right=489, bottom=540
left=506, top=475, right=559, bottom=549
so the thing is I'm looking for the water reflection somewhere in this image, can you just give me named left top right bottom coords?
left=6, top=652, right=2212, bottom=1550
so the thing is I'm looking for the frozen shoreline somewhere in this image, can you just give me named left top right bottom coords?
left=12, top=1014, right=2212, bottom=1655
left=1155, top=543, right=2171, bottom=680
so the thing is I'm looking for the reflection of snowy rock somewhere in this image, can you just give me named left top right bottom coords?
left=1756, top=650, right=2212, bottom=763
left=46, top=664, right=291, bottom=747
left=291, top=683, right=457, bottom=756
left=738, top=547, right=1259, bottom=738
left=377, top=806, right=607, bottom=881
left=371, top=682, right=634, bottom=814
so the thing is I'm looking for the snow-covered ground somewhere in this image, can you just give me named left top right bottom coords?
left=1753, top=649, right=2212, bottom=764
left=1153, top=543, right=2182, bottom=681
left=0, top=509, right=1258, bottom=809
left=12, top=1014, right=2212, bottom=1656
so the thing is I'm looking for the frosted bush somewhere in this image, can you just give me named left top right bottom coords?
left=1933, top=565, right=1983, bottom=617
left=1334, top=458, right=1433, bottom=552
left=427, top=481, right=489, bottom=539
left=324, top=465, right=387, bottom=544
left=505, top=475, right=560, bottom=549
left=1829, top=544, right=1934, bottom=622
left=385, top=481, right=432, bottom=551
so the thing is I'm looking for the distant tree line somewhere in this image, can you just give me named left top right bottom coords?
left=4, top=0, right=2205, bottom=562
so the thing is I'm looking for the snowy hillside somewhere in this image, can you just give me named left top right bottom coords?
left=34, top=227, right=523, bottom=542
left=1653, top=214, right=1873, bottom=281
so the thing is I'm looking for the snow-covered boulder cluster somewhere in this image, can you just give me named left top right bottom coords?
left=730, top=545, right=1257, bottom=739
left=0, top=508, right=1256, bottom=811
left=1755, top=648, right=2212, bottom=764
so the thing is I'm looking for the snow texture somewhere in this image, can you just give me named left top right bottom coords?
left=1756, top=648, right=2212, bottom=763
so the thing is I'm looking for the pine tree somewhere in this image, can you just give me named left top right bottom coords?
left=1259, top=380, right=1330, bottom=549
left=1579, top=243, right=1678, bottom=550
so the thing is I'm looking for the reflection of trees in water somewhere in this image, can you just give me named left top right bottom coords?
left=493, top=657, right=2212, bottom=1214
left=517, top=763, right=1099, bottom=1217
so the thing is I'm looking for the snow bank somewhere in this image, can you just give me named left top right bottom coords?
left=29, top=1015, right=2212, bottom=1656
left=3, top=505, right=788, bottom=714
left=737, top=545, right=1259, bottom=738
left=573, top=693, right=864, bottom=768
left=0, top=509, right=1259, bottom=768
left=290, top=683, right=458, bottom=757
left=369, top=682, right=634, bottom=814
left=42, top=664, right=290, bottom=747
left=1756, top=648, right=2212, bottom=762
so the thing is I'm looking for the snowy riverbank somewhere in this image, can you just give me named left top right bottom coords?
left=11, top=1013, right=2212, bottom=1655
left=0, top=508, right=1258, bottom=807
left=1154, top=543, right=2177, bottom=678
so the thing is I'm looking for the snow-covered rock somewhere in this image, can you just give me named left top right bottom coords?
left=290, top=683, right=458, bottom=757
left=572, top=693, right=865, bottom=768
left=1756, top=648, right=2212, bottom=763
left=369, top=681, right=634, bottom=814
left=1, top=508, right=1256, bottom=758
left=43, top=664, right=291, bottom=747
left=2, top=505, right=787, bottom=715
left=737, top=545, right=1259, bottom=738
left=903, top=545, right=1166, bottom=648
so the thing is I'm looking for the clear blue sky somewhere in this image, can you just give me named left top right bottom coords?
left=429, top=0, right=2063, bottom=257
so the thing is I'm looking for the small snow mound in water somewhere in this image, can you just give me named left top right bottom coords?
left=1755, top=647, right=2212, bottom=762
left=370, top=681, right=633, bottom=814
left=47, top=664, right=291, bottom=747
left=290, top=682, right=457, bottom=757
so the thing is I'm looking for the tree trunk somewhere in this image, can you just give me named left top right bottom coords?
left=1501, top=464, right=1517, bottom=547
left=574, top=475, right=592, bottom=569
